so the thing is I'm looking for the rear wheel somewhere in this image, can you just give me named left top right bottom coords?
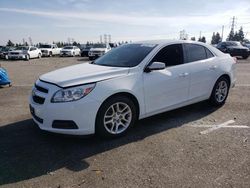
left=96, top=96, right=137, bottom=138
left=209, top=77, right=229, bottom=106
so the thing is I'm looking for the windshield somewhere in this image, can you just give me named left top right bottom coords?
left=40, top=44, right=52, bottom=48
left=93, top=43, right=156, bottom=67
left=16, top=46, right=29, bottom=51
left=93, top=43, right=106, bottom=48
left=1, top=47, right=11, bottom=52
left=63, top=46, right=73, bottom=49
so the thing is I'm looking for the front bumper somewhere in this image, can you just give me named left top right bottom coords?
left=29, top=80, right=100, bottom=135
left=8, top=54, right=26, bottom=59
left=60, top=52, right=73, bottom=56
left=88, top=52, right=104, bottom=57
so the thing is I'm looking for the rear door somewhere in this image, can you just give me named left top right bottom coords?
left=183, top=43, right=218, bottom=100
left=143, top=44, right=190, bottom=114
left=29, top=47, right=37, bottom=58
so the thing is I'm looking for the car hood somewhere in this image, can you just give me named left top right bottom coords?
left=39, top=63, right=130, bottom=87
left=40, top=48, right=52, bottom=50
left=89, top=48, right=106, bottom=51
left=61, top=49, right=73, bottom=52
left=9, top=50, right=26, bottom=54
left=227, top=46, right=248, bottom=50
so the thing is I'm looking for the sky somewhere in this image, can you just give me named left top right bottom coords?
left=0, top=0, right=250, bottom=45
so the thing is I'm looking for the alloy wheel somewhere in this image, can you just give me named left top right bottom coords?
left=103, top=102, right=132, bottom=134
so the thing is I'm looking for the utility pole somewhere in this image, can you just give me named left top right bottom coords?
left=230, top=16, right=236, bottom=33
left=221, top=25, right=224, bottom=41
left=100, top=35, right=103, bottom=43
left=104, top=34, right=107, bottom=44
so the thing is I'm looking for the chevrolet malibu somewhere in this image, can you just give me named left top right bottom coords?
left=30, top=40, right=236, bottom=137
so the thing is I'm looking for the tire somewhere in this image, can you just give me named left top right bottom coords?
left=38, top=53, right=42, bottom=59
left=242, top=55, right=249, bottom=59
left=25, top=54, right=30, bottom=61
left=95, top=96, right=138, bottom=138
left=49, top=51, right=52, bottom=57
left=209, top=77, right=230, bottom=106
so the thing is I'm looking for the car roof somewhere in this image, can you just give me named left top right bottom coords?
left=134, top=39, right=209, bottom=46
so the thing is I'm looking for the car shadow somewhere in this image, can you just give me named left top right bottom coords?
left=0, top=101, right=218, bottom=185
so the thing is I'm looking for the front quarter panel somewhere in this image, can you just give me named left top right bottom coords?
left=89, top=68, right=145, bottom=118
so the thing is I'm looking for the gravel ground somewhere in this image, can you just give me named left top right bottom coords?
left=0, top=57, right=249, bottom=188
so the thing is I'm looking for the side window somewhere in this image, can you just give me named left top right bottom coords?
left=151, top=44, right=184, bottom=67
left=205, top=48, right=214, bottom=59
left=184, top=44, right=207, bottom=62
left=30, top=47, right=36, bottom=51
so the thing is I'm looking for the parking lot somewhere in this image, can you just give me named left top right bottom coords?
left=0, top=57, right=249, bottom=188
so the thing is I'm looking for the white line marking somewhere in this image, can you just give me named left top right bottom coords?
left=200, top=120, right=235, bottom=135
left=236, top=84, right=250, bottom=87
left=13, top=85, right=33, bottom=87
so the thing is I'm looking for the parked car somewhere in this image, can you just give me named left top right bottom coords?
left=60, top=46, right=81, bottom=57
left=88, top=43, right=111, bottom=60
left=80, top=45, right=93, bottom=57
left=39, top=44, right=62, bottom=57
left=30, top=40, right=236, bottom=137
left=0, top=46, right=15, bottom=59
left=109, top=43, right=119, bottom=48
left=8, top=46, right=42, bottom=60
left=243, top=43, right=250, bottom=54
left=216, top=41, right=249, bottom=59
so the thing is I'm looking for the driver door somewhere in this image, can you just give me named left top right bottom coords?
left=143, top=44, right=190, bottom=115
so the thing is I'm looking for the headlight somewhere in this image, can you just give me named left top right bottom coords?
left=51, top=83, right=96, bottom=103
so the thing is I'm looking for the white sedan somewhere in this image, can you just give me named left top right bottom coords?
left=8, top=46, right=42, bottom=60
left=29, top=40, right=236, bottom=137
left=60, top=46, right=81, bottom=57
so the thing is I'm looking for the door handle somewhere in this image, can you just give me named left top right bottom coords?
left=179, top=72, right=189, bottom=77
left=209, top=65, right=217, bottom=70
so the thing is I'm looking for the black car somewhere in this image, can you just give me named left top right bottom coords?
left=0, top=46, right=15, bottom=59
left=217, top=41, right=249, bottom=59
left=80, top=45, right=93, bottom=57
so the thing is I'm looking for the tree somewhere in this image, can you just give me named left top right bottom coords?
left=6, top=40, right=14, bottom=46
left=191, top=37, right=196, bottom=41
left=227, top=29, right=234, bottom=41
left=211, top=32, right=222, bottom=44
left=198, top=36, right=206, bottom=43
left=237, top=27, right=244, bottom=42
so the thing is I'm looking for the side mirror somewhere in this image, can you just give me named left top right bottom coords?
left=145, top=62, right=166, bottom=73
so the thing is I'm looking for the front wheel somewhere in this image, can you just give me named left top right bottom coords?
left=95, top=96, right=137, bottom=138
left=209, top=77, right=230, bottom=106
left=25, top=54, right=30, bottom=61
left=242, top=55, right=249, bottom=59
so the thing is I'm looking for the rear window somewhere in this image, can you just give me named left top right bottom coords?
left=184, top=44, right=214, bottom=63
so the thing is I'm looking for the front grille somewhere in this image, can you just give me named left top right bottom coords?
left=35, top=84, right=48, bottom=93
left=33, top=95, right=45, bottom=104
left=91, top=51, right=101, bottom=54
left=10, top=52, right=19, bottom=55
